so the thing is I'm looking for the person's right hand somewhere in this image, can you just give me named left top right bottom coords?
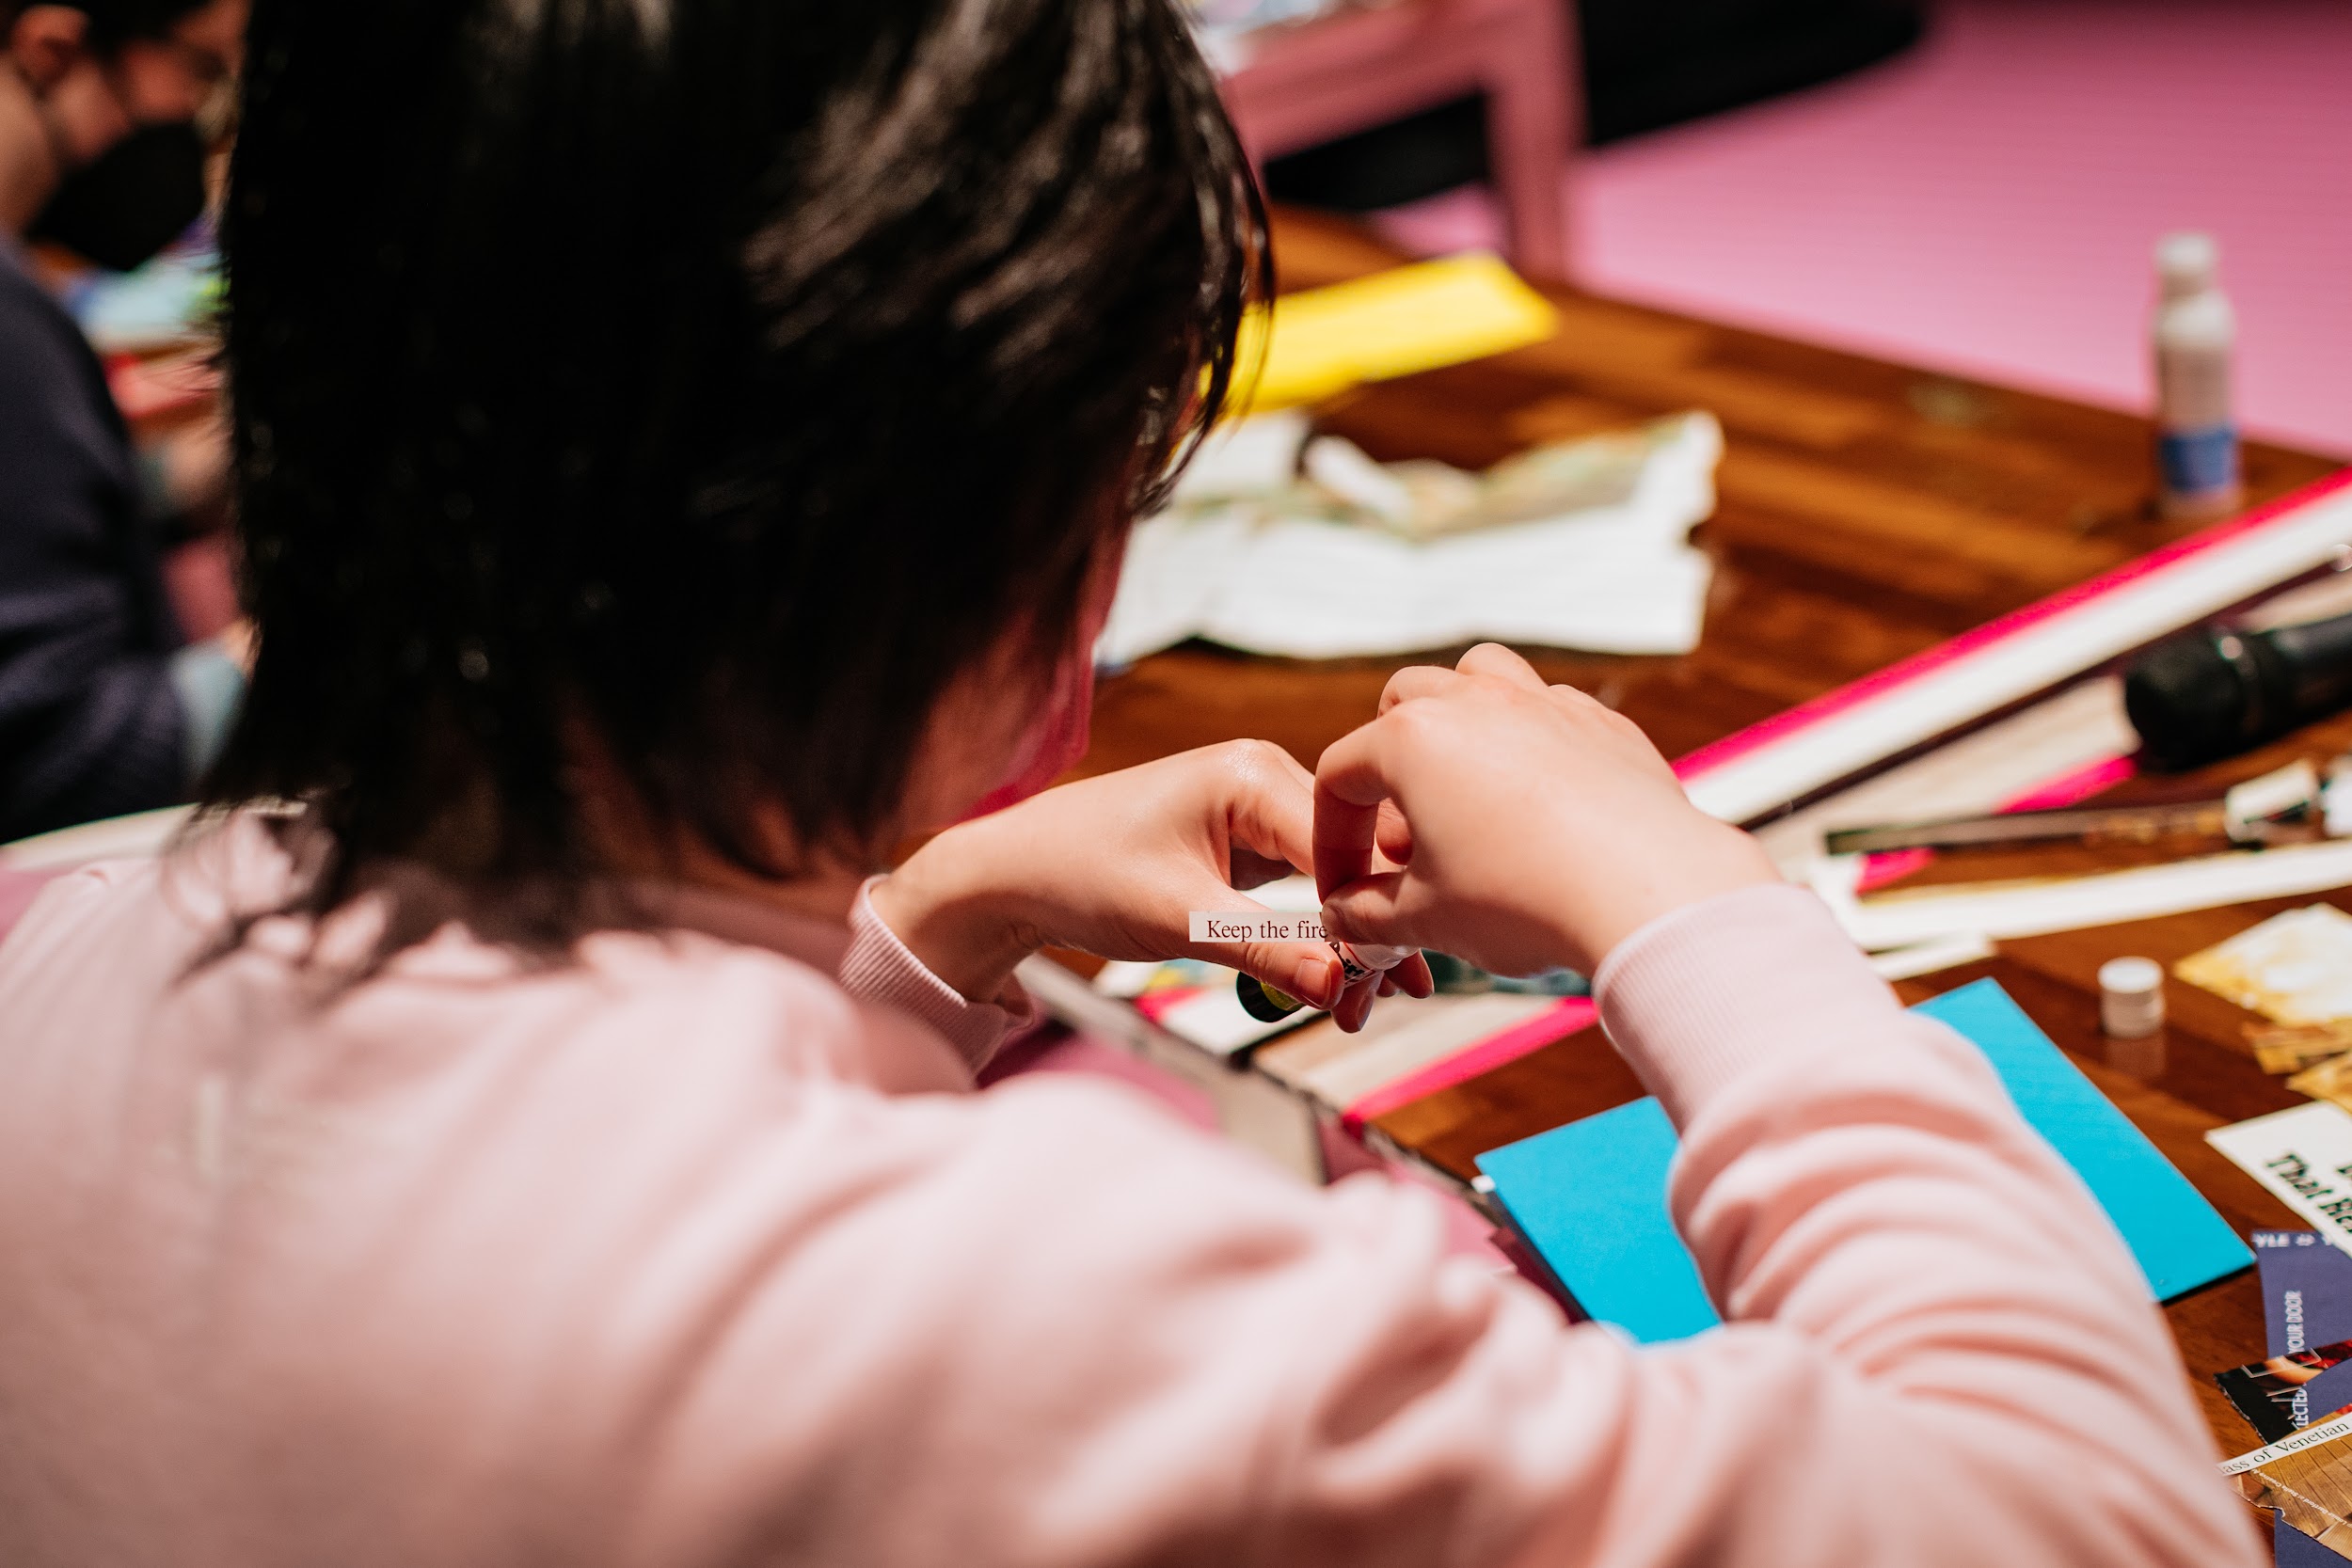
left=1314, top=643, right=1780, bottom=979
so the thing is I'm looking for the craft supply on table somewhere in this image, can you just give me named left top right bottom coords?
left=1101, top=411, right=1722, bottom=663
left=2129, top=610, right=2352, bottom=771
left=2210, top=1103, right=2352, bottom=1254
left=2223, top=1410, right=2352, bottom=1560
left=1039, top=870, right=1606, bottom=1139
left=2292, top=1058, right=2352, bottom=1117
left=2100, top=957, right=2167, bottom=1038
left=2255, top=1232, right=2352, bottom=1361
left=2178, top=906, right=2352, bottom=1028
left=2152, top=231, right=2242, bottom=523
left=1477, top=980, right=2249, bottom=1343
left=1232, top=938, right=1414, bottom=1023
left=1257, top=992, right=1596, bottom=1135
left=1867, top=932, right=1996, bottom=982
left=1034, top=950, right=1600, bottom=1138
left=2217, top=1338, right=2352, bottom=1444
left=1751, top=677, right=2139, bottom=880
left=1673, top=469, right=2352, bottom=828
left=1230, top=251, right=1558, bottom=415
left=1420, top=952, right=1588, bottom=997
left=2276, top=1512, right=2352, bottom=1567
left=2255, top=1025, right=2352, bottom=1076
left=1813, top=836, right=2352, bottom=954
left=1821, top=757, right=2325, bottom=857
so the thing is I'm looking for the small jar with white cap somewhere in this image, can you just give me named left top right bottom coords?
left=2098, top=956, right=2167, bottom=1039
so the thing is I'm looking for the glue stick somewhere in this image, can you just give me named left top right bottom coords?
left=1235, top=940, right=1415, bottom=1023
left=2153, top=232, right=2241, bottom=520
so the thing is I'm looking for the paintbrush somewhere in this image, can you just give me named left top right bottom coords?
left=1824, top=760, right=2322, bottom=857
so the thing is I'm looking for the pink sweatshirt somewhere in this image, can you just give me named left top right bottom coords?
left=0, top=812, right=2258, bottom=1567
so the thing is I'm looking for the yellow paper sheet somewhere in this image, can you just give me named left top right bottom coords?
left=1232, top=252, right=1559, bottom=415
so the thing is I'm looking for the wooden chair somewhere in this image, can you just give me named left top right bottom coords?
left=1215, top=0, right=1581, bottom=280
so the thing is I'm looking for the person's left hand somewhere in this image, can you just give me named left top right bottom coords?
left=870, top=740, right=1434, bottom=1029
left=145, top=411, right=232, bottom=530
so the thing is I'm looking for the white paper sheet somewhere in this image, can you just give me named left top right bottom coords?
left=2208, top=1101, right=2352, bottom=1250
left=1102, top=412, right=1722, bottom=664
left=1814, top=837, right=2352, bottom=953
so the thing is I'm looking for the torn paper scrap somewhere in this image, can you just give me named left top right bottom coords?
left=2296, top=1054, right=2352, bottom=1117
left=2254, top=1024, right=2352, bottom=1075
left=2223, top=1409, right=2352, bottom=1558
left=2217, top=1337, right=2352, bottom=1442
left=2178, top=906, right=2352, bottom=1026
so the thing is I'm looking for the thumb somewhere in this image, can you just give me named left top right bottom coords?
left=1320, top=869, right=1428, bottom=954
left=1180, top=895, right=1346, bottom=1013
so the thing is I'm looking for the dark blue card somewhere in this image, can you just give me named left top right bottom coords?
left=2257, top=1232, right=2352, bottom=1358
left=2278, top=1511, right=2352, bottom=1567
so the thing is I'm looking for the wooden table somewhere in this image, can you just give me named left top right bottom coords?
left=1076, top=208, right=2347, bottom=1454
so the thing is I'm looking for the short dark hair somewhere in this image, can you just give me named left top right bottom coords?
left=208, top=0, right=1263, bottom=950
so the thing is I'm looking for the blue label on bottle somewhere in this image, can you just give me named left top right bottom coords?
left=2160, top=424, right=2239, bottom=497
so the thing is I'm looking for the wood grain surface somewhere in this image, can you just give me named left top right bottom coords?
left=1079, top=208, right=2348, bottom=1456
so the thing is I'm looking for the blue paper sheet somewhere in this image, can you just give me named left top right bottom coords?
left=1474, top=1098, right=1716, bottom=1342
left=1475, top=977, right=2252, bottom=1343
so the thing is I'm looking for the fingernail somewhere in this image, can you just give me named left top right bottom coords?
left=1292, top=954, right=1337, bottom=1009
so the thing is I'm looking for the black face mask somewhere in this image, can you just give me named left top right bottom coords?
left=29, top=122, right=207, bottom=274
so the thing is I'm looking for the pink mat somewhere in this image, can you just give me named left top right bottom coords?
left=1373, top=0, right=2352, bottom=456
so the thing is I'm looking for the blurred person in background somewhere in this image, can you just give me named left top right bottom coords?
left=0, top=0, right=246, bottom=845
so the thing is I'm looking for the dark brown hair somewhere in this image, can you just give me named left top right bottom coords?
left=207, top=0, right=1266, bottom=950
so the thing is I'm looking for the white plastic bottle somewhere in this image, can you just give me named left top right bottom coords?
left=2152, top=231, right=2242, bottom=520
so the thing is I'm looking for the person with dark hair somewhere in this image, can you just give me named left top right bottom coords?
left=0, top=3, right=2261, bottom=1565
left=0, top=0, right=246, bottom=844
left=0, top=0, right=245, bottom=818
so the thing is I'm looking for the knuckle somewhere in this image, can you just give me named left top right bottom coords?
left=1384, top=699, right=1445, bottom=744
left=1216, top=737, right=1283, bottom=779
left=1600, top=707, right=1651, bottom=744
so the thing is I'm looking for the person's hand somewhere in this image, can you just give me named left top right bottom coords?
left=871, top=740, right=1435, bottom=1021
left=216, top=617, right=256, bottom=673
left=1315, top=644, right=1780, bottom=977
left=149, top=412, right=232, bottom=529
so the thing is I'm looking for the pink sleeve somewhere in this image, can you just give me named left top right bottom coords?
left=836, top=877, right=1035, bottom=1069
left=675, top=884, right=2260, bottom=1567
left=1487, top=882, right=2261, bottom=1565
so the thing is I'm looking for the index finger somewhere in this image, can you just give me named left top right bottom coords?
left=1456, top=642, right=1547, bottom=690
left=1312, top=720, right=1393, bottom=899
left=1217, top=740, right=1320, bottom=880
left=1378, top=663, right=1462, bottom=715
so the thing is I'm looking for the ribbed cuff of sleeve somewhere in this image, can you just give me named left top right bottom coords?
left=1592, top=881, right=1903, bottom=1130
left=840, top=877, right=1036, bottom=1073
